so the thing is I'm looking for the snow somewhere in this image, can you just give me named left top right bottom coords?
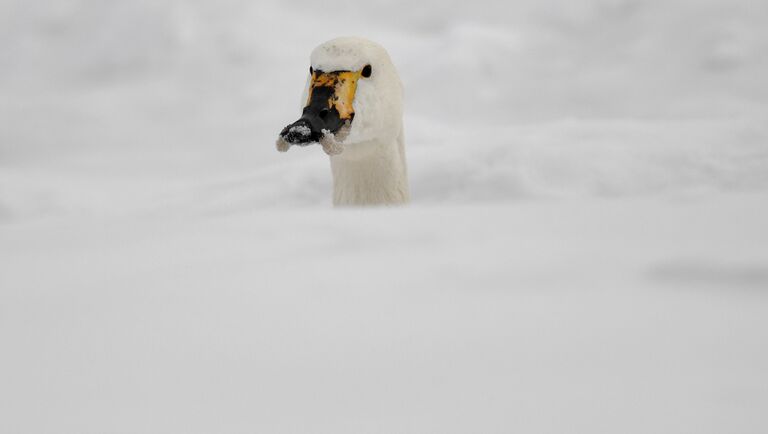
left=1, top=1, right=768, bottom=433
left=288, top=125, right=311, bottom=137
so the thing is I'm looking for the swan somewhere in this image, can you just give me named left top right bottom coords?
left=276, top=37, right=409, bottom=206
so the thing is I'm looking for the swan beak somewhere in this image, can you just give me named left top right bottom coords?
left=279, top=70, right=361, bottom=147
left=310, top=70, right=360, bottom=122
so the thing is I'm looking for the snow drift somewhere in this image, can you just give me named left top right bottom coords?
left=1, top=1, right=767, bottom=433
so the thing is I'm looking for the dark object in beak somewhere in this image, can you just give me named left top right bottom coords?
left=279, top=86, right=346, bottom=146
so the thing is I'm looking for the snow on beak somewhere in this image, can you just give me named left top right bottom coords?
left=277, top=69, right=361, bottom=155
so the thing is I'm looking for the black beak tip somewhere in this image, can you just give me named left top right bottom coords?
left=280, top=119, right=318, bottom=145
left=279, top=105, right=346, bottom=146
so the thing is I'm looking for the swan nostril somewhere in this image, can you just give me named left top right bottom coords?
left=319, top=109, right=329, bottom=120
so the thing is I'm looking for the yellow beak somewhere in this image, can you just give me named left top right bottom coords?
left=307, top=70, right=362, bottom=121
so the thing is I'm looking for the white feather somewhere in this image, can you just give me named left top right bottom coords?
left=310, top=37, right=409, bottom=206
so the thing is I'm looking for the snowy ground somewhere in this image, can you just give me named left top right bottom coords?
left=2, top=1, right=768, bottom=433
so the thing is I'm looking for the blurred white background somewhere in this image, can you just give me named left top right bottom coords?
left=1, top=1, right=767, bottom=433
left=2, top=0, right=767, bottom=216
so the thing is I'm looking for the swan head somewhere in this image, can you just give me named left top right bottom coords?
left=278, top=37, right=403, bottom=155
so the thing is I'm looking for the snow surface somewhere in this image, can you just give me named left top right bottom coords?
left=1, top=1, right=768, bottom=433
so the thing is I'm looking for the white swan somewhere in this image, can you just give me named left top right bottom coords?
left=277, top=37, right=409, bottom=206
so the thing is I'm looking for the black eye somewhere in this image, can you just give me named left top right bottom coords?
left=361, top=64, right=372, bottom=78
left=309, top=66, right=313, bottom=74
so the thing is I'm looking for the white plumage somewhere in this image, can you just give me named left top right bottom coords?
left=285, top=37, right=410, bottom=206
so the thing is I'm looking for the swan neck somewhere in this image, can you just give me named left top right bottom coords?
left=330, top=134, right=409, bottom=206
